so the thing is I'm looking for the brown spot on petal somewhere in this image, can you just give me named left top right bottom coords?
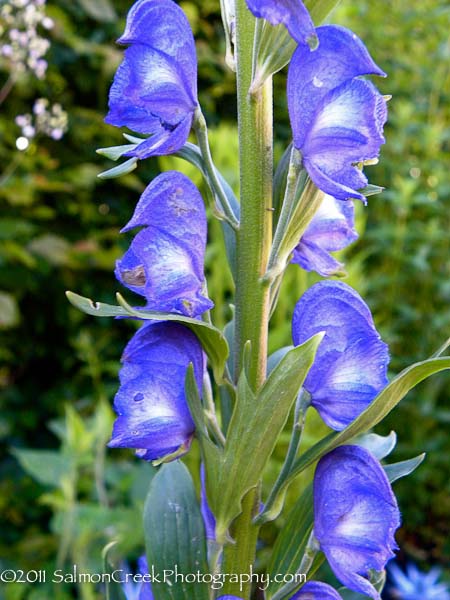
left=121, top=265, right=146, bottom=286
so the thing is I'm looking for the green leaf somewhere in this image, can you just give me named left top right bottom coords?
left=210, top=334, right=323, bottom=543
left=354, top=431, right=397, bottom=459
left=185, top=365, right=208, bottom=439
left=285, top=356, right=450, bottom=486
left=267, top=484, right=315, bottom=598
left=65, top=291, right=229, bottom=383
left=12, top=449, right=74, bottom=487
left=143, top=462, right=209, bottom=600
left=358, top=184, right=385, bottom=197
left=66, top=291, right=126, bottom=317
left=77, top=0, right=117, bottom=22
left=96, top=144, right=138, bottom=161
left=384, top=453, right=426, bottom=483
left=98, top=158, right=138, bottom=179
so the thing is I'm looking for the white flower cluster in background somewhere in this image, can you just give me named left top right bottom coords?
left=0, top=0, right=54, bottom=79
left=15, top=98, right=68, bottom=149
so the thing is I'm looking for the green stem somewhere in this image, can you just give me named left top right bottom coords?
left=267, top=147, right=303, bottom=273
left=254, top=389, right=310, bottom=525
left=271, top=530, right=320, bottom=600
left=193, top=108, right=240, bottom=230
left=222, top=0, right=273, bottom=596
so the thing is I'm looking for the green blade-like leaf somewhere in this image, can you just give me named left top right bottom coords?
left=384, top=453, right=426, bottom=483
left=65, top=291, right=229, bottom=383
left=286, top=356, right=450, bottom=485
left=267, top=484, right=315, bottom=598
left=211, top=333, right=323, bottom=543
left=98, top=157, right=138, bottom=179
left=66, top=291, right=127, bottom=317
left=96, top=144, right=138, bottom=161
left=143, top=462, right=209, bottom=600
left=12, top=449, right=74, bottom=486
left=185, top=365, right=208, bottom=439
left=355, top=431, right=397, bottom=460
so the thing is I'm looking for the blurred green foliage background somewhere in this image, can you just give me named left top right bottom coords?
left=0, top=0, right=448, bottom=598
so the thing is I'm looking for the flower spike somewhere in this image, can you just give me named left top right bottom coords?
left=288, top=25, right=387, bottom=201
left=314, top=445, right=401, bottom=599
left=105, top=0, right=198, bottom=159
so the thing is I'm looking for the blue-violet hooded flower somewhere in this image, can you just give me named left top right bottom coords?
left=246, top=0, right=317, bottom=48
left=292, top=280, right=389, bottom=430
left=115, top=171, right=213, bottom=318
left=105, top=0, right=198, bottom=159
left=314, top=445, right=400, bottom=599
left=287, top=25, right=387, bottom=202
left=292, top=194, right=357, bottom=276
left=109, top=321, right=204, bottom=461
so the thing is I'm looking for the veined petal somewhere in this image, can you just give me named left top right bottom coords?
left=118, top=0, right=197, bottom=89
left=292, top=195, right=357, bottom=276
left=246, top=0, right=317, bottom=48
left=291, top=581, right=343, bottom=599
left=105, top=0, right=197, bottom=156
left=288, top=25, right=385, bottom=150
left=303, top=79, right=387, bottom=200
left=125, top=115, right=193, bottom=159
left=314, top=446, right=400, bottom=599
left=115, top=228, right=212, bottom=317
left=109, top=322, right=204, bottom=461
left=106, top=45, right=195, bottom=132
left=121, top=171, right=206, bottom=243
left=292, top=281, right=389, bottom=430
left=116, top=172, right=212, bottom=317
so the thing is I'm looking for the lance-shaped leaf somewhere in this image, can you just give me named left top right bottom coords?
left=106, top=0, right=198, bottom=159
left=209, top=333, right=323, bottom=544
left=384, top=453, right=425, bottom=483
left=143, top=461, right=209, bottom=600
left=65, top=291, right=229, bottom=384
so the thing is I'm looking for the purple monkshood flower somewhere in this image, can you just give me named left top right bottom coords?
left=314, top=445, right=400, bottom=599
left=292, top=281, right=389, bottom=430
left=115, top=171, right=213, bottom=318
left=122, top=556, right=153, bottom=600
left=109, top=321, right=204, bottom=461
left=105, top=0, right=198, bottom=159
left=287, top=25, right=387, bottom=202
left=246, top=0, right=317, bottom=48
left=219, top=581, right=343, bottom=600
left=292, top=194, right=358, bottom=276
